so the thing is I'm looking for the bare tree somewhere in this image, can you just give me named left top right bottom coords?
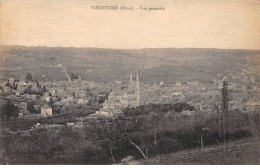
left=114, top=114, right=148, bottom=160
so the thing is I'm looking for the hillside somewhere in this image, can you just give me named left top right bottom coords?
left=124, top=138, right=260, bottom=165
left=0, top=46, right=259, bottom=83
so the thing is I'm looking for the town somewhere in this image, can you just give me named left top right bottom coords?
left=1, top=66, right=259, bottom=121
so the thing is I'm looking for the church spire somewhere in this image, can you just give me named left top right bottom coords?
left=136, top=73, right=139, bottom=86
left=136, top=72, right=140, bottom=105
left=128, top=73, right=134, bottom=91
left=130, top=73, right=133, bottom=85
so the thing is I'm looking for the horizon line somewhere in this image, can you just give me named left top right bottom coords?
left=1, top=44, right=260, bottom=51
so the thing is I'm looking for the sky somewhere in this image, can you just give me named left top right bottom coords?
left=1, top=0, right=260, bottom=49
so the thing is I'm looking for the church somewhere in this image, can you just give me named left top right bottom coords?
left=96, top=73, right=141, bottom=117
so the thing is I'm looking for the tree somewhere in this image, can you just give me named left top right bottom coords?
left=27, top=102, right=39, bottom=114
left=221, top=80, right=230, bottom=112
left=86, top=119, right=117, bottom=164
left=173, top=102, right=195, bottom=112
left=214, top=80, right=231, bottom=143
left=26, top=73, right=33, bottom=82
left=42, top=85, right=47, bottom=93
left=70, top=72, right=78, bottom=81
left=113, top=113, right=148, bottom=160
left=146, top=111, right=161, bottom=146
left=0, top=100, right=19, bottom=119
left=221, top=80, right=231, bottom=144
left=14, top=84, right=18, bottom=90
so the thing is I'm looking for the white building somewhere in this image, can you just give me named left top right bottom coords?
left=45, top=96, right=51, bottom=103
left=41, top=105, right=52, bottom=116
left=78, top=98, right=88, bottom=104
left=175, top=82, right=182, bottom=86
left=160, top=81, right=165, bottom=86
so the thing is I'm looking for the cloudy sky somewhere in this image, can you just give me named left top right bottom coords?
left=1, top=0, right=260, bottom=49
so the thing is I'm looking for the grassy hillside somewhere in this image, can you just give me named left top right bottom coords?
left=139, top=138, right=260, bottom=165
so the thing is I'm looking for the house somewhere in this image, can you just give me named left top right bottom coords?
left=61, top=97, right=74, bottom=104
left=103, top=99, right=123, bottom=109
left=96, top=108, right=121, bottom=117
left=175, top=82, right=182, bottom=86
left=15, top=91, right=21, bottom=96
left=66, top=96, right=74, bottom=100
left=17, top=80, right=29, bottom=93
left=115, top=79, right=122, bottom=84
left=181, top=110, right=196, bottom=116
left=78, top=98, right=88, bottom=104
left=49, top=89, right=58, bottom=96
left=45, top=96, right=51, bottom=103
left=172, top=92, right=182, bottom=96
left=160, top=81, right=165, bottom=86
left=41, top=105, right=52, bottom=116
left=89, top=81, right=97, bottom=88
left=32, top=123, right=41, bottom=129
left=67, top=122, right=75, bottom=126
left=96, top=108, right=111, bottom=116
left=3, top=86, right=11, bottom=92
left=8, top=78, right=15, bottom=87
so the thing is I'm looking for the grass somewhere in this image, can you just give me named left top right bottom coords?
left=132, top=137, right=260, bottom=165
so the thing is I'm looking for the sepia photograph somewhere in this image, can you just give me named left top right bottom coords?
left=0, top=0, right=260, bottom=165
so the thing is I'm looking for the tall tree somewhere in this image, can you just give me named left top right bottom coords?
left=1, top=100, right=19, bottom=119
left=221, top=80, right=230, bottom=111
left=221, top=80, right=231, bottom=143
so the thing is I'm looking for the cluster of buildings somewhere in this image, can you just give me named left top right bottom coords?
left=140, top=71, right=258, bottom=112
left=1, top=68, right=259, bottom=120
left=0, top=75, right=107, bottom=118
left=96, top=73, right=141, bottom=117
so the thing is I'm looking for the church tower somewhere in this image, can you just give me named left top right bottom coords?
left=136, top=73, right=139, bottom=87
left=136, top=73, right=141, bottom=105
left=130, top=73, right=133, bottom=84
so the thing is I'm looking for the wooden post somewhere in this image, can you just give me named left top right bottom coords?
left=201, top=134, right=204, bottom=150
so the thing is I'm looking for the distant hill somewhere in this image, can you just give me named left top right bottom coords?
left=0, top=46, right=259, bottom=83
